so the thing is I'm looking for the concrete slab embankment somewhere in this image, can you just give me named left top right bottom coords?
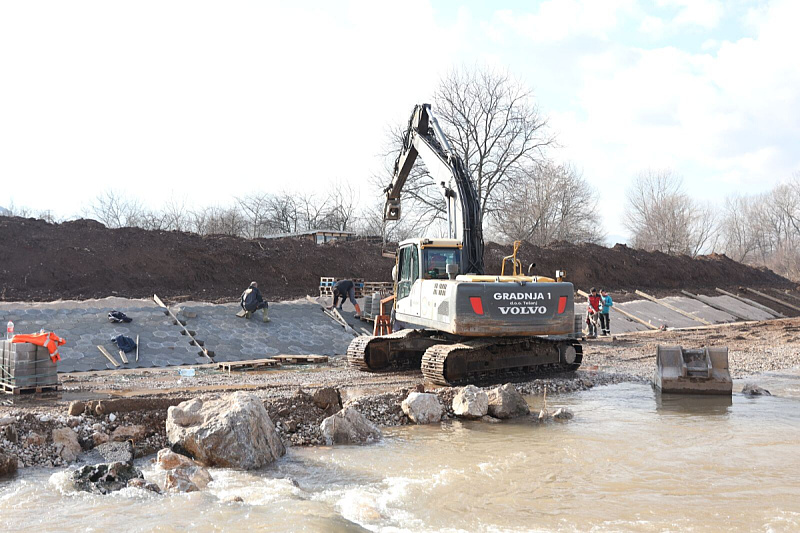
left=575, top=294, right=781, bottom=335
left=0, top=297, right=354, bottom=373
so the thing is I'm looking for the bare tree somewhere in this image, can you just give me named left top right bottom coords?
left=624, top=169, right=718, bottom=257
left=162, top=195, right=190, bottom=232
left=493, top=162, right=606, bottom=245
left=296, top=192, right=330, bottom=231
left=86, top=189, right=145, bottom=228
left=325, top=180, right=359, bottom=231
left=379, top=66, right=554, bottom=233
left=236, top=192, right=272, bottom=238
left=264, top=192, right=299, bottom=234
left=188, top=205, right=247, bottom=236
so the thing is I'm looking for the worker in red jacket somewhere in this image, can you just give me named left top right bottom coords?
left=586, top=287, right=602, bottom=338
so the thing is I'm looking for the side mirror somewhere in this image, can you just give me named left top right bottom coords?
left=392, top=265, right=398, bottom=282
left=446, top=263, right=458, bottom=280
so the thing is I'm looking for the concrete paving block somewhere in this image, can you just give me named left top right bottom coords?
left=705, top=295, right=775, bottom=321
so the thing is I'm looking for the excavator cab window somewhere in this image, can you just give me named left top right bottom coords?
left=423, top=248, right=460, bottom=280
left=397, top=245, right=420, bottom=299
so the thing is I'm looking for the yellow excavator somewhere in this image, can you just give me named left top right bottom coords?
left=347, top=104, right=581, bottom=385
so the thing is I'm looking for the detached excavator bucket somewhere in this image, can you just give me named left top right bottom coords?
left=654, top=345, right=732, bottom=395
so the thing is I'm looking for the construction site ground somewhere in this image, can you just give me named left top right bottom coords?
left=47, top=314, right=800, bottom=398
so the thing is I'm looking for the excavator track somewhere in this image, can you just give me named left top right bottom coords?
left=421, top=337, right=582, bottom=386
left=347, top=329, right=444, bottom=372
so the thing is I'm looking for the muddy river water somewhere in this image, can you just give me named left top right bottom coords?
left=3, top=373, right=800, bottom=532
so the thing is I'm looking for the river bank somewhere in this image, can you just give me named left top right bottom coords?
left=3, top=377, right=800, bottom=532
left=2, top=317, right=798, bottom=470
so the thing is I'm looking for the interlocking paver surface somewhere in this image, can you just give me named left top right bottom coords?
left=0, top=297, right=355, bottom=372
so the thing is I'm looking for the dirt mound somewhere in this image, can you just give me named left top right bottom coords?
left=484, top=241, right=792, bottom=293
left=0, top=217, right=394, bottom=302
left=0, top=217, right=792, bottom=302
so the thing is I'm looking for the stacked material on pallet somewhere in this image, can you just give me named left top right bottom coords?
left=0, top=339, right=58, bottom=393
left=318, top=277, right=366, bottom=297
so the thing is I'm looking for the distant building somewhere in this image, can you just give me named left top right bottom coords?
left=263, top=229, right=356, bottom=244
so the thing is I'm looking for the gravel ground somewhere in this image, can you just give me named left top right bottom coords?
left=2, top=317, right=798, bottom=470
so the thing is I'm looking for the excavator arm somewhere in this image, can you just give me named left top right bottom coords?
left=384, top=104, right=485, bottom=275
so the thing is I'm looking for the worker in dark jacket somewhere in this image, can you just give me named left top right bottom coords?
left=241, top=281, right=269, bottom=322
left=327, top=279, right=362, bottom=318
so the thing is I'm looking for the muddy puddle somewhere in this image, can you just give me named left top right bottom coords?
left=3, top=376, right=800, bottom=532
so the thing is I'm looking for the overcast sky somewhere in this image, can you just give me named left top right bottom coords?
left=1, top=0, right=798, bottom=242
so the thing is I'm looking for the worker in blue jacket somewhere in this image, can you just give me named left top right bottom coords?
left=600, top=289, right=613, bottom=336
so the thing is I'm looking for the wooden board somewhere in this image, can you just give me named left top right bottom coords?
left=97, top=345, right=120, bottom=367
left=745, top=287, right=800, bottom=313
left=715, top=288, right=786, bottom=318
left=680, top=291, right=751, bottom=322
left=274, top=355, right=329, bottom=364
left=218, top=358, right=281, bottom=372
left=635, top=290, right=712, bottom=326
left=781, top=290, right=800, bottom=303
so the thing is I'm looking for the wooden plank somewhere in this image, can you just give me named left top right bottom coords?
left=97, top=345, right=120, bottom=367
left=780, top=290, right=800, bottom=303
left=218, top=358, right=281, bottom=372
left=330, top=308, right=357, bottom=335
left=118, top=350, right=129, bottom=364
left=635, top=290, right=712, bottom=326
left=154, top=294, right=215, bottom=362
left=577, top=290, right=658, bottom=330
left=715, top=288, right=785, bottom=318
left=680, top=291, right=751, bottom=322
left=745, top=287, right=800, bottom=313
left=274, top=355, right=328, bottom=364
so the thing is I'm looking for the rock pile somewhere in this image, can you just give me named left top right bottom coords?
left=70, top=461, right=146, bottom=494
left=0, top=409, right=165, bottom=469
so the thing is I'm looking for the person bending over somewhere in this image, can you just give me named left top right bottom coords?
left=327, top=279, right=362, bottom=318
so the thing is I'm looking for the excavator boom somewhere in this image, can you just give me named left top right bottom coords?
left=383, top=104, right=484, bottom=275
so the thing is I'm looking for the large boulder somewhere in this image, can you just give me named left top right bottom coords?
left=52, top=428, right=82, bottom=462
left=452, top=385, right=489, bottom=419
left=320, top=407, right=382, bottom=445
left=71, top=462, right=144, bottom=494
left=401, top=392, right=443, bottom=424
left=166, top=392, right=285, bottom=469
left=487, top=384, right=530, bottom=419
left=0, top=452, right=18, bottom=477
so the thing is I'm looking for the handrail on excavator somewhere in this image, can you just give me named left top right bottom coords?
left=501, top=241, right=523, bottom=276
